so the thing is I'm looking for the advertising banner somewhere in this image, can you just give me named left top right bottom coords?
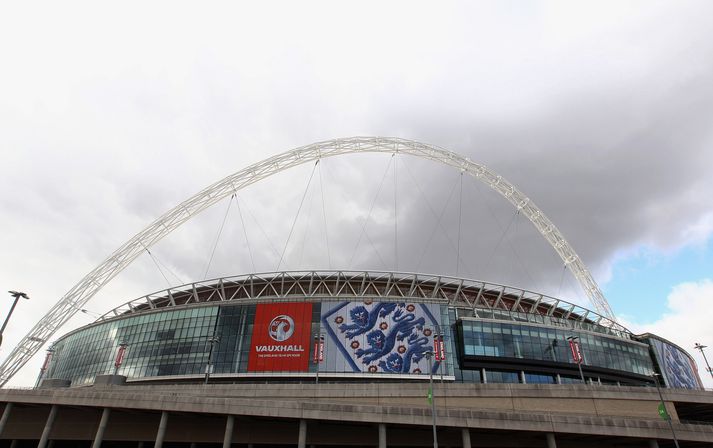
left=321, top=301, right=442, bottom=375
left=649, top=337, right=702, bottom=389
left=248, top=302, right=313, bottom=372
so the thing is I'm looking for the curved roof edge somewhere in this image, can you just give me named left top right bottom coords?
left=95, top=271, right=630, bottom=335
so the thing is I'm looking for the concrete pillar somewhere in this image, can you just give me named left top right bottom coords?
left=223, top=415, right=234, bottom=448
left=461, top=428, right=471, bottom=448
left=298, top=419, right=307, bottom=448
left=520, top=371, right=527, bottom=384
left=9, top=440, right=18, bottom=448
left=154, top=411, right=169, bottom=448
left=481, top=368, right=487, bottom=384
left=37, top=404, right=59, bottom=448
left=556, top=374, right=562, bottom=384
left=648, top=440, right=659, bottom=448
left=378, top=423, right=387, bottom=448
left=545, top=432, right=556, bottom=448
left=0, top=402, right=13, bottom=436
left=92, top=407, right=112, bottom=448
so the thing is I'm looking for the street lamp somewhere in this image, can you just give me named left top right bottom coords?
left=204, top=335, right=220, bottom=385
left=694, top=343, right=713, bottom=381
left=567, top=336, right=586, bottom=384
left=1, top=291, right=30, bottom=348
left=651, top=372, right=680, bottom=448
left=423, top=350, right=438, bottom=448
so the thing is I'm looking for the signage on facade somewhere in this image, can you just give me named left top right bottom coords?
left=321, top=301, right=442, bottom=374
left=569, top=339, right=583, bottom=364
left=248, top=302, right=313, bottom=372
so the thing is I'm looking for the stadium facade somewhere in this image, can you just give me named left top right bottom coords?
left=1, top=271, right=711, bottom=448
left=43, top=271, right=700, bottom=390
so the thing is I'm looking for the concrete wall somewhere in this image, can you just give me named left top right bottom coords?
left=0, top=383, right=711, bottom=446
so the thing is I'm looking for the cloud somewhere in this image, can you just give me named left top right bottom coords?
left=620, top=279, right=713, bottom=388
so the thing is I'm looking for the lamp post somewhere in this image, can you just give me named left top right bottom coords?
left=204, top=335, right=220, bottom=385
left=1, top=291, right=30, bottom=348
left=694, top=343, right=713, bottom=381
left=424, top=350, right=438, bottom=448
left=651, top=372, right=680, bottom=448
left=567, top=336, right=586, bottom=384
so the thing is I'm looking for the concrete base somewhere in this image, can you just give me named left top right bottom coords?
left=39, top=379, right=71, bottom=389
left=94, top=375, right=127, bottom=386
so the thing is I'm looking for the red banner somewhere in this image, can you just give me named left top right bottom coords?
left=438, top=335, right=446, bottom=361
left=114, top=345, right=127, bottom=369
left=434, top=335, right=442, bottom=361
left=248, top=302, right=313, bottom=372
left=569, top=339, right=583, bottom=364
left=313, top=335, right=324, bottom=364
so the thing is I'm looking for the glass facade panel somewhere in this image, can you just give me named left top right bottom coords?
left=45, top=301, right=655, bottom=387
left=456, top=319, right=653, bottom=377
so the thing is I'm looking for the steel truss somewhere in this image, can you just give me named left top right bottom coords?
left=91, top=271, right=628, bottom=338
left=0, top=137, right=616, bottom=386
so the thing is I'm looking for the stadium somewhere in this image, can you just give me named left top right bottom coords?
left=0, top=138, right=712, bottom=448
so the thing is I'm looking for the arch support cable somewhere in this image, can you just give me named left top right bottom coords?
left=0, top=136, right=614, bottom=386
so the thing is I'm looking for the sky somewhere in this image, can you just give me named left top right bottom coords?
left=1, top=1, right=712, bottom=387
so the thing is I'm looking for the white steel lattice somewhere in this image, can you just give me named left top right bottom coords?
left=0, top=137, right=616, bottom=386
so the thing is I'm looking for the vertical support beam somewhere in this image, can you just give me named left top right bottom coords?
left=378, top=423, right=386, bottom=448
left=223, top=415, right=235, bottom=448
left=37, top=404, right=59, bottom=448
left=461, top=428, right=471, bottom=448
left=648, top=440, right=659, bottom=448
left=0, top=402, right=13, bottom=436
left=92, top=407, right=112, bottom=448
left=154, top=411, right=169, bottom=448
left=298, top=419, right=307, bottom=448
left=545, top=433, right=556, bottom=448
left=9, top=440, right=18, bottom=448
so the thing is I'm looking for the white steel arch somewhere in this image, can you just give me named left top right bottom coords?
left=0, top=136, right=616, bottom=386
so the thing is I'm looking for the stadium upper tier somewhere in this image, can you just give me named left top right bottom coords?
left=44, top=271, right=704, bottom=390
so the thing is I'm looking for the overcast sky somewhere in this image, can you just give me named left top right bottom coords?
left=1, top=1, right=712, bottom=387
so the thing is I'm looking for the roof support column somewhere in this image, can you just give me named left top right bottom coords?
left=461, top=428, right=471, bottom=448
left=92, top=407, right=111, bottom=448
left=223, top=415, right=234, bottom=448
left=38, top=404, right=58, bottom=448
left=298, top=419, right=307, bottom=448
left=378, top=423, right=387, bottom=448
left=154, top=411, right=169, bottom=448
left=0, top=402, right=13, bottom=436
left=545, top=433, right=557, bottom=448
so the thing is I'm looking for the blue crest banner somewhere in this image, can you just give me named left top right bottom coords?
left=321, top=301, right=442, bottom=374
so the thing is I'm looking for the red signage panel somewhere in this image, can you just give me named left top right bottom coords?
left=569, top=339, right=583, bottom=364
left=248, top=302, right=313, bottom=372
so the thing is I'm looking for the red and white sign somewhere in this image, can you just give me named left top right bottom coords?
left=313, top=335, right=324, bottom=364
left=569, top=339, right=583, bottom=364
left=433, top=334, right=447, bottom=361
left=248, top=302, right=313, bottom=372
left=114, top=345, right=127, bottom=369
